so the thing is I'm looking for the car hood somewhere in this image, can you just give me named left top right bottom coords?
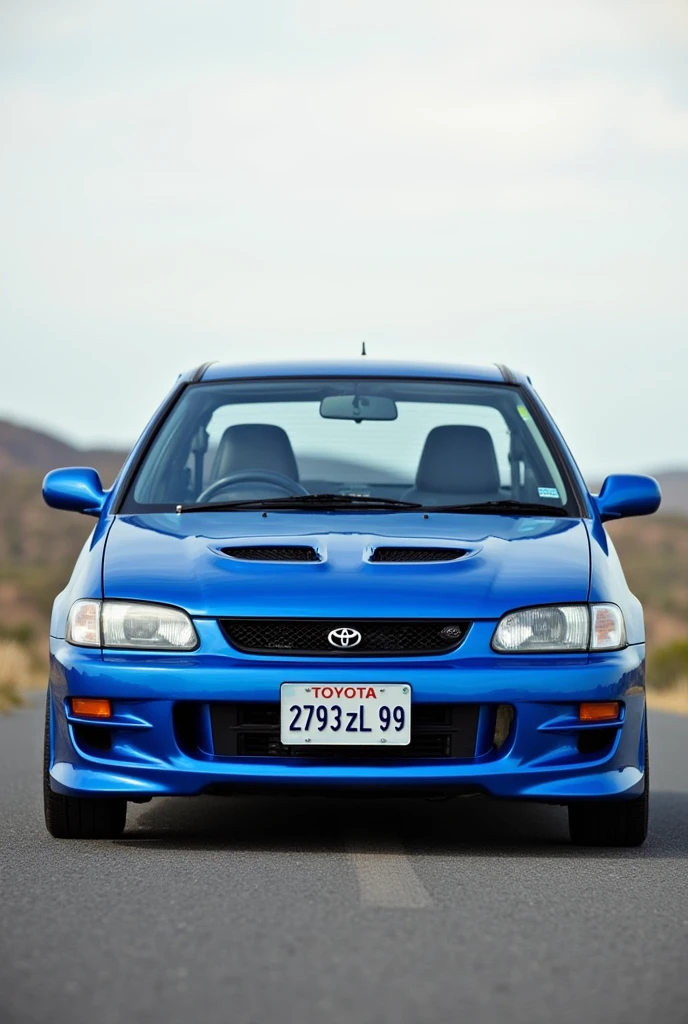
left=102, top=512, right=591, bottom=619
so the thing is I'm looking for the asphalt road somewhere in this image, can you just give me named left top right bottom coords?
left=1, top=703, right=687, bottom=1024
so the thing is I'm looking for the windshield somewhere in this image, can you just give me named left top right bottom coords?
left=121, top=378, right=578, bottom=514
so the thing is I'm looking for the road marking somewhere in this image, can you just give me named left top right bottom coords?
left=346, top=839, right=432, bottom=908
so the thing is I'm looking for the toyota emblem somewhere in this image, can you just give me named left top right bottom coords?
left=327, top=627, right=362, bottom=649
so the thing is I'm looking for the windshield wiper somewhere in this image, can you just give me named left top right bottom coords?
left=421, top=500, right=570, bottom=517
left=177, top=493, right=424, bottom=513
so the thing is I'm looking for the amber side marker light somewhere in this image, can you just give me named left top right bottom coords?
left=579, top=701, right=620, bottom=723
left=71, top=698, right=112, bottom=719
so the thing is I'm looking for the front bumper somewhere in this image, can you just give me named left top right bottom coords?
left=48, top=620, right=647, bottom=802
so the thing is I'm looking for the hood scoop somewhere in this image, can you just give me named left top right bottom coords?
left=370, top=546, right=467, bottom=563
left=221, top=545, right=321, bottom=562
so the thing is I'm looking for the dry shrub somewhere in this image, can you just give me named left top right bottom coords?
left=0, top=639, right=35, bottom=710
left=647, top=680, right=688, bottom=717
left=649, top=639, right=688, bottom=690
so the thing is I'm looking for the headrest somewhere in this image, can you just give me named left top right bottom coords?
left=415, top=425, right=500, bottom=494
left=209, top=424, right=299, bottom=482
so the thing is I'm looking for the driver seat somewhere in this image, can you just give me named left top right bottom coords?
left=208, top=423, right=300, bottom=484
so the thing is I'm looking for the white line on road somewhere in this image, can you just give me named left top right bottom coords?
left=346, top=839, right=433, bottom=908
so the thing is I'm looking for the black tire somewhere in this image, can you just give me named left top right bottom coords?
left=568, top=715, right=649, bottom=847
left=43, top=692, right=127, bottom=840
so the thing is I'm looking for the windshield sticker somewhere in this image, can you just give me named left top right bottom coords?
left=538, top=487, right=560, bottom=499
left=517, top=404, right=532, bottom=421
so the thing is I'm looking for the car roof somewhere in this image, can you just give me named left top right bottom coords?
left=186, top=359, right=528, bottom=385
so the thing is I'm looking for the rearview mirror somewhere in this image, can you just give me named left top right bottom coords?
left=595, top=474, right=661, bottom=522
left=320, top=395, right=398, bottom=421
left=42, top=467, right=107, bottom=517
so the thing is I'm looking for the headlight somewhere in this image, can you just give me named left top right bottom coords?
left=492, top=604, right=625, bottom=653
left=67, top=600, right=198, bottom=650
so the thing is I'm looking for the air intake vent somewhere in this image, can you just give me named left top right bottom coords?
left=222, top=546, right=320, bottom=562
left=370, top=547, right=466, bottom=563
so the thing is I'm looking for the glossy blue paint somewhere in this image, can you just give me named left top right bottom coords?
left=43, top=360, right=659, bottom=804
left=99, top=512, right=591, bottom=621
left=42, top=467, right=107, bottom=517
left=595, top=474, right=662, bottom=522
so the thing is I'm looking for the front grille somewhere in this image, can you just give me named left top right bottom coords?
left=210, top=702, right=480, bottom=760
left=222, top=546, right=320, bottom=562
left=370, top=547, right=466, bottom=562
left=219, top=618, right=470, bottom=656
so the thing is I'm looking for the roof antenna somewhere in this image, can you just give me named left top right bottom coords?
left=361, top=341, right=367, bottom=356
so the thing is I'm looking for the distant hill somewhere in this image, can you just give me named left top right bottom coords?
left=2, top=416, right=688, bottom=514
left=645, top=471, right=688, bottom=517
left=0, top=418, right=127, bottom=485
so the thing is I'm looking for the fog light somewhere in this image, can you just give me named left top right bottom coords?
left=71, top=698, right=112, bottom=719
left=493, top=704, right=515, bottom=748
left=579, top=701, right=620, bottom=722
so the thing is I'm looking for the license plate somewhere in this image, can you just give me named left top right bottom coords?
left=280, top=683, right=411, bottom=745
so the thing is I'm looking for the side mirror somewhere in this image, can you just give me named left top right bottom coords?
left=42, top=467, right=107, bottom=517
left=595, top=474, right=661, bottom=522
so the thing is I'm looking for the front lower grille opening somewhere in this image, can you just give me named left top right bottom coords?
left=370, top=547, right=467, bottom=563
left=254, top=734, right=455, bottom=760
left=412, top=704, right=453, bottom=727
left=237, top=703, right=280, bottom=727
left=210, top=702, right=480, bottom=761
left=222, top=546, right=320, bottom=562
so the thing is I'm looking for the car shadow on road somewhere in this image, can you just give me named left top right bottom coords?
left=115, top=789, right=688, bottom=859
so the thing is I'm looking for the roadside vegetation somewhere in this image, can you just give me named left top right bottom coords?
left=608, top=516, right=688, bottom=712
left=0, top=638, right=37, bottom=711
left=643, top=638, right=688, bottom=715
left=0, top=469, right=94, bottom=710
left=0, top=470, right=687, bottom=711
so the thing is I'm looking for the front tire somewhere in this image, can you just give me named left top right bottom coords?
left=43, top=693, right=127, bottom=840
left=568, top=717, right=649, bottom=847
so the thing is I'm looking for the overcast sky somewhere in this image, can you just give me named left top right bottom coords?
left=1, top=0, right=687, bottom=476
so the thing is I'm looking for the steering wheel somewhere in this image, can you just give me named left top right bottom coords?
left=196, top=470, right=309, bottom=504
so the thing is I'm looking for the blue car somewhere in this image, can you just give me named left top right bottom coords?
left=42, top=360, right=661, bottom=845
